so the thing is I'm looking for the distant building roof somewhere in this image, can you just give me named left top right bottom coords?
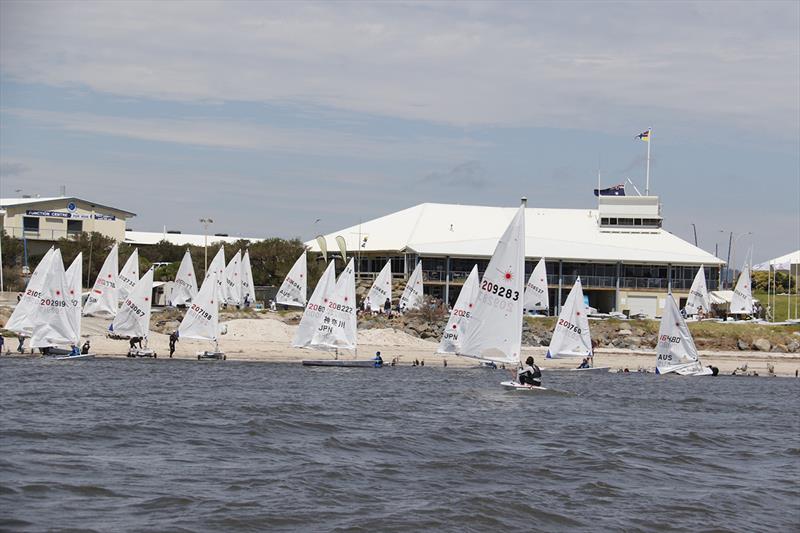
left=0, top=196, right=136, bottom=217
left=124, top=230, right=262, bottom=247
left=306, top=202, right=724, bottom=265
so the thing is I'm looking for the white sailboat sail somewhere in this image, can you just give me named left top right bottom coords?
left=83, top=243, right=119, bottom=317
left=365, top=260, right=392, bottom=312
left=112, top=268, right=154, bottom=339
left=524, top=257, right=549, bottom=312
left=117, top=248, right=139, bottom=302
left=546, top=277, right=592, bottom=359
left=730, top=260, right=753, bottom=315
left=656, top=293, right=710, bottom=375
left=458, top=205, right=525, bottom=364
left=684, top=266, right=710, bottom=316
left=241, top=249, right=256, bottom=306
left=399, top=261, right=424, bottom=312
left=65, top=252, right=83, bottom=337
left=293, top=260, right=337, bottom=348
left=276, top=251, right=307, bottom=307
left=437, top=265, right=479, bottom=354
left=206, top=247, right=226, bottom=303
left=171, top=250, right=198, bottom=306
left=5, top=247, right=55, bottom=334
left=30, top=249, right=80, bottom=349
left=310, top=258, right=357, bottom=351
left=178, top=270, right=220, bottom=343
left=222, top=250, right=242, bottom=306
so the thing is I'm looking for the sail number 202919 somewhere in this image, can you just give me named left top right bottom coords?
left=481, top=280, right=519, bottom=301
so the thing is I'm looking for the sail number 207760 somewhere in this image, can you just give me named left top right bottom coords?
left=481, top=280, right=519, bottom=301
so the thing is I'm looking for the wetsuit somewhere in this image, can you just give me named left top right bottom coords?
left=517, top=364, right=542, bottom=386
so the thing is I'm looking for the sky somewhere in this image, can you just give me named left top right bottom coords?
left=0, top=0, right=798, bottom=264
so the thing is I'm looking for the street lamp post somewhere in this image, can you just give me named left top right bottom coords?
left=730, top=232, right=752, bottom=287
left=200, top=218, right=213, bottom=277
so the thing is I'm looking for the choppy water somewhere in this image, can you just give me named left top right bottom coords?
left=1, top=357, right=798, bottom=532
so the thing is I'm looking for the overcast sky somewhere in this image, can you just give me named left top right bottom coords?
left=1, top=0, right=798, bottom=263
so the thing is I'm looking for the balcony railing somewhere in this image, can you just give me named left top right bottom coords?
left=417, top=270, right=718, bottom=291
left=3, top=227, right=82, bottom=241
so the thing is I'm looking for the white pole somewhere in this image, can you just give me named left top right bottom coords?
left=645, top=128, right=652, bottom=195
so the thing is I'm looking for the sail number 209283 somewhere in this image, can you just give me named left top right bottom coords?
left=481, top=280, right=519, bottom=301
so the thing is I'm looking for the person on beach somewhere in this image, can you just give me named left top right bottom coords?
left=129, top=337, right=143, bottom=350
left=0, top=335, right=4, bottom=355
left=517, top=356, right=541, bottom=386
left=383, top=298, right=391, bottom=315
left=169, top=331, right=178, bottom=358
left=81, top=340, right=91, bottom=354
left=373, top=351, right=383, bottom=368
left=17, top=334, right=26, bottom=354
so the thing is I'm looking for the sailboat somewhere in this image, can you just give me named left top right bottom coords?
left=178, top=269, right=225, bottom=360
left=684, top=265, right=710, bottom=319
left=730, top=256, right=753, bottom=317
left=30, top=249, right=88, bottom=360
left=524, top=257, right=549, bottom=315
left=300, top=259, right=372, bottom=367
left=117, top=248, right=139, bottom=302
left=437, top=264, right=479, bottom=356
left=447, top=205, right=531, bottom=389
left=545, top=278, right=608, bottom=373
left=6, top=247, right=56, bottom=343
left=206, top=246, right=226, bottom=304
left=170, top=250, right=198, bottom=306
left=276, top=251, right=307, bottom=307
left=293, top=260, right=336, bottom=348
left=365, top=260, right=392, bottom=312
left=241, top=249, right=256, bottom=307
left=83, top=243, right=119, bottom=317
left=656, top=293, right=714, bottom=376
left=222, top=249, right=242, bottom=307
left=112, top=268, right=156, bottom=357
left=398, top=261, right=424, bottom=312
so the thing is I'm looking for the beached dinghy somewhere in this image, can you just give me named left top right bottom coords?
left=179, top=269, right=225, bottom=360
left=83, top=243, right=119, bottom=318
left=170, top=249, right=198, bottom=306
left=112, top=268, right=157, bottom=358
left=523, top=257, right=549, bottom=315
left=364, top=260, right=392, bottom=313
left=298, top=259, right=375, bottom=367
left=544, top=278, right=609, bottom=373
left=276, top=251, right=307, bottom=308
left=31, top=250, right=92, bottom=360
left=655, top=293, right=715, bottom=376
left=6, top=247, right=55, bottom=345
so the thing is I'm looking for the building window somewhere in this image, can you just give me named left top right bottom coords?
left=67, top=220, right=83, bottom=235
left=23, top=216, right=40, bottom=234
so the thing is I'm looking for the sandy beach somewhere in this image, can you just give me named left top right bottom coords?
left=23, top=315, right=791, bottom=378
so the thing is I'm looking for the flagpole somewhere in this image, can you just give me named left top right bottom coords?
left=645, top=128, right=652, bottom=195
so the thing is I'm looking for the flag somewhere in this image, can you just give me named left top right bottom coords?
left=636, top=129, right=650, bottom=142
left=594, top=184, right=625, bottom=196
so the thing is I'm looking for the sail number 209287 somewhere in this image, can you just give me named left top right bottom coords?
left=481, top=280, right=519, bottom=301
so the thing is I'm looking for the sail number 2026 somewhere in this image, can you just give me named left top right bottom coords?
left=481, top=280, right=519, bottom=301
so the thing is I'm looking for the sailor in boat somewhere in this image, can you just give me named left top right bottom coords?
left=577, top=358, right=590, bottom=369
left=517, top=356, right=542, bottom=387
left=373, top=351, right=383, bottom=368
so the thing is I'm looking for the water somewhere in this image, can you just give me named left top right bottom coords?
left=1, top=358, right=798, bottom=532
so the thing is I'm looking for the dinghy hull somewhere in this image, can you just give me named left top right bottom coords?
left=500, top=380, right=549, bottom=391
left=302, top=360, right=375, bottom=367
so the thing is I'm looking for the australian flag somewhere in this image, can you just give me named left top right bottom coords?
left=593, top=184, right=625, bottom=196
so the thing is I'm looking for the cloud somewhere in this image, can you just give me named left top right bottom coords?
left=425, top=161, right=489, bottom=189
left=0, top=1, right=797, bottom=142
left=1, top=107, right=484, bottom=161
left=0, top=161, right=29, bottom=176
